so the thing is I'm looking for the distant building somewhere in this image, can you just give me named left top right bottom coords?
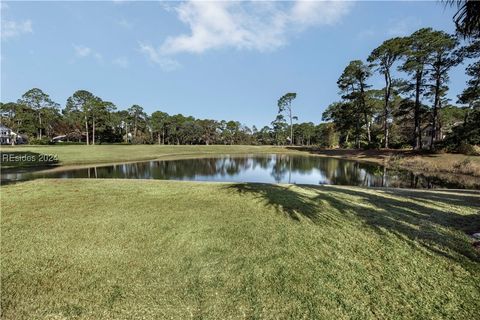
left=0, top=124, right=13, bottom=145
left=421, top=121, right=463, bottom=147
left=0, top=124, right=27, bottom=145
left=51, top=131, right=87, bottom=143
left=52, top=135, right=67, bottom=143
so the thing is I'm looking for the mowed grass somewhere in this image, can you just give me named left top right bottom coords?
left=0, top=145, right=305, bottom=168
left=1, top=179, right=480, bottom=319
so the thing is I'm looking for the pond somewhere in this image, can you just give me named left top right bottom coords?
left=1, top=154, right=476, bottom=189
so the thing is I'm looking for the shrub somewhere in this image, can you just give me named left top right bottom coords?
left=29, top=137, right=53, bottom=145
left=457, top=142, right=480, bottom=156
left=55, top=141, right=85, bottom=146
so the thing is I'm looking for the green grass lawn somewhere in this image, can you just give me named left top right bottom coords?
left=2, top=179, right=479, bottom=319
left=0, top=145, right=305, bottom=168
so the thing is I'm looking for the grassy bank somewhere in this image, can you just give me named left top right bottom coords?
left=291, top=147, right=480, bottom=177
left=0, top=145, right=305, bottom=168
left=388, top=153, right=480, bottom=177
left=2, top=179, right=479, bottom=319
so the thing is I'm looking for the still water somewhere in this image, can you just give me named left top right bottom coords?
left=1, top=154, right=474, bottom=189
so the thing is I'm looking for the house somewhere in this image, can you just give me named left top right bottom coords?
left=0, top=124, right=13, bottom=145
left=0, top=124, right=27, bottom=145
left=52, top=135, right=67, bottom=143
left=421, top=121, right=463, bottom=147
left=421, top=125, right=444, bottom=147
left=51, top=131, right=87, bottom=143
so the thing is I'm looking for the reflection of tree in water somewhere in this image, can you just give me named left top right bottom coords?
left=270, top=155, right=291, bottom=183
left=326, top=160, right=364, bottom=186
left=268, top=155, right=375, bottom=186
left=251, top=155, right=273, bottom=170
left=27, top=154, right=476, bottom=189
left=105, top=156, right=258, bottom=180
left=151, top=157, right=245, bottom=179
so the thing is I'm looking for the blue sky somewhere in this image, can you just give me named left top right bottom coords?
left=1, top=1, right=466, bottom=128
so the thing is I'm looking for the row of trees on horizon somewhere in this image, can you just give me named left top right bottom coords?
left=0, top=87, right=340, bottom=147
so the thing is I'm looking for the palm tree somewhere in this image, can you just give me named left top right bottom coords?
left=446, top=0, right=480, bottom=38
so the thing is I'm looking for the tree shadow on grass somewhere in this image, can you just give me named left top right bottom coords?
left=226, top=183, right=480, bottom=267
left=381, top=188, right=480, bottom=211
left=225, top=183, right=325, bottom=224
left=306, top=186, right=480, bottom=266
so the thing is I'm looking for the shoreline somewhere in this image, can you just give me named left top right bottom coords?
left=1, top=145, right=479, bottom=182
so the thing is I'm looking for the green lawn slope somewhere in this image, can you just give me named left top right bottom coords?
left=2, top=179, right=479, bottom=319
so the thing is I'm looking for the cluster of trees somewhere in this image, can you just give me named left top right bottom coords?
left=322, top=27, right=478, bottom=150
left=321, top=1, right=479, bottom=151
left=0, top=89, right=254, bottom=145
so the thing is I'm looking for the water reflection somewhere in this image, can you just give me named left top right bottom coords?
left=1, top=154, right=477, bottom=189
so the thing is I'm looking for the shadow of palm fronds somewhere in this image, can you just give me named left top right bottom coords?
left=224, top=183, right=324, bottom=224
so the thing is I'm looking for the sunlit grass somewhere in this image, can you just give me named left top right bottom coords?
left=0, top=145, right=306, bottom=168
left=2, top=179, right=479, bottom=319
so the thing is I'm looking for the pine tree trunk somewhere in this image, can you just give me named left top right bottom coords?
left=383, top=71, right=391, bottom=149
left=134, top=117, right=138, bottom=139
left=38, top=112, right=42, bottom=139
left=85, top=116, right=89, bottom=145
left=289, top=105, right=293, bottom=145
left=356, top=106, right=361, bottom=149
left=430, top=74, right=441, bottom=150
left=360, top=81, right=371, bottom=143
left=92, top=118, right=95, bottom=145
left=364, top=113, right=371, bottom=144
left=414, top=71, right=422, bottom=150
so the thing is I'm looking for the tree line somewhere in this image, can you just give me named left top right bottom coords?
left=1, top=1, right=478, bottom=150
left=0, top=87, right=340, bottom=146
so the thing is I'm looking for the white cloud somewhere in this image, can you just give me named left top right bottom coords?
left=290, top=0, right=352, bottom=27
left=117, top=18, right=133, bottom=29
left=1, top=19, right=33, bottom=39
left=73, top=45, right=103, bottom=62
left=139, top=43, right=180, bottom=71
left=1, top=3, right=33, bottom=39
left=387, top=17, right=421, bottom=37
left=112, top=57, right=129, bottom=68
left=73, top=45, right=92, bottom=57
left=140, top=1, right=352, bottom=69
left=160, top=1, right=352, bottom=55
